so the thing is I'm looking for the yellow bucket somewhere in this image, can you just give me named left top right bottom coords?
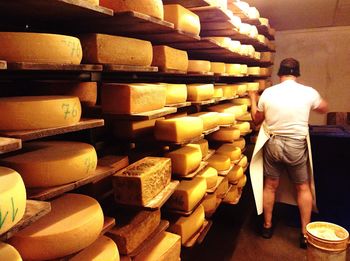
left=306, top=221, right=349, bottom=261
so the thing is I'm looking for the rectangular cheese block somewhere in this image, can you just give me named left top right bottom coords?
left=134, top=232, right=181, bottom=261
left=168, top=204, right=205, bottom=244
left=101, top=83, right=166, bottom=114
left=113, top=157, right=171, bottom=205
left=216, top=177, right=229, bottom=198
left=247, top=67, right=260, bottom=76
left=221, top=84, right=235, bottom=98
left=240, top=64, right=248, bottom=75
left=236, top=83, right=248, bottom=96
left=164, top=4, right=200, bottom=36
left=187, top=60, right=211, bottom=73
left=100, top=0, right=164, bottom=20
left=213, top=86, right=224, bottom=98
left=254, top=51, right=261, bottom=60
left=112, top=117, right=164, bottom=139
left=210, top=62, right=226, bottom=74
left=225, top=64, right=241, bottom=76
left=217, top=112, right=235, bottom=125
left=165, top=145, right=202, bottom=176
left=187, top=84, right=214, bottom=101
left=154, top=117, right=203, bottom=142
left=152, top=45, right=188, bottom=72
left=190, top=139, right=209, bottom=158
left=208, top=127, right=241, bottom=142
left=202, top=193, right=217, bottom=217
left=164, top=83, right=187, bottom=105
left=165, top=177, right=207, bottom=211
left=80, top=34, right=152, bottom=66
left=191, top=112, right=219, bottom=131
left=199, top=166, right=218, bottom=189
left=106, top=209, right=161, bottom=255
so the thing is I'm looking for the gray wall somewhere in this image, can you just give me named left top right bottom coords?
left=271, top=26, right=350, bottom=125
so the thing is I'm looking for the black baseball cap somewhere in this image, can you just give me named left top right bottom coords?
left=277, top=58, right=300, bottom=77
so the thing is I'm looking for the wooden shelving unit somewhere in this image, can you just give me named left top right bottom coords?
left=0, top=137, right=22, bottom=154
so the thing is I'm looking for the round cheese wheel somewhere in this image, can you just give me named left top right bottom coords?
left=237, top=174, right=247, bottom=188
left=231, top=137, right=246, bottom=150
left=0, top=96, right=81, bottom=130
left=216, top=144, right=241, bottom=161
left=207, top=154, right=231, bottom=172
left=0, top=242, right=22, bottom=261
left=9, top=193, right=104, bottom=260
left=227, top=165, right=244, bottom=184
left=1, top=141, right=97, bottom=188
left=0, top=167, right=26, bottom=235
left=0, top=32, right=82, bottom=64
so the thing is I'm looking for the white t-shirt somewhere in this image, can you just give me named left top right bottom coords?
left=257, top=79, right=322, bottom=139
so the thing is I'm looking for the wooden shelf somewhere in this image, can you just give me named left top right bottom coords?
left=0, top=137, right=22, bottom=154
left=205, top=198, right=222, bottom=219
left=206, top=176, right=225, bottom=194
left=163, top=197, right=204, bottom=217
left=202, top=149, right=215, bottom=161
left=201, top=20, right=239, bottom=32
left=170, top=38, right=221, bottom=50
left=27, top=155, right=128, bottom=200
left=165, top=101, right=192, bottom=108
left=0, top=60, right=7, bottom=70
left=137, top=30, right=200, bottom=45
left=173, top=161, right=208, bottom=180
left=6, top=62, right=103, bottom=72
left=183, top=220, right=212, bottom=247
left=0, top=118, right=104, bottom=141
left=190, top=6, right=231, bottom=22
left=188, top=48, right=256, bottom=64
left=162, top=0, right=211, bottom=8
left=228, top=2, right=248, bottom=19
left=242, top=18, right=261, bottom=26
left=103, top=64, right=158, bottom=73
left=203, top=126, right=220, bottom=136
left=257, top=25, right=276, bottom=40
left=103, top=107, right=177, bottom=121
left=217, top=163, right=235, bottom=176
left=191, top=99, right=217, bottom=106
left=0, top=200, right=51, bottom=241
left=101, top=216, right=116, bottom=235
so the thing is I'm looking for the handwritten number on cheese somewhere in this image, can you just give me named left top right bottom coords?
left=11, top=197, right=18, bottom=222
left=0, top=209, right=9, bottom=229
left=62, top=103, right=78, bottom=119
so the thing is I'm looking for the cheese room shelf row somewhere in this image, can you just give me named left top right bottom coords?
left=0, top=137, right=22, bottom=154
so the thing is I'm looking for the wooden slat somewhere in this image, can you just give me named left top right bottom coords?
left=206, top=176, right=225, bottom=194
left=0, top=60, right=7, bottom=70
left=183, top=220, right=212, bottom=247
left=200, top=28, right=240, bottom=38
left=169, top=38, right=220, bottom=50
left=0, top=118, right=104, bottom=141
left=172, top=161, right=208, bottom=180
left=6, top=63, right=103, bottom=72
left=162, top=0, right=210, bottom=8
left=136, top=30, right=200, bottom=44
left=205, top=198, right=222, bottom=218
left=165, top=102, right=192, bottom=108
left=0, top=200, right=51, bottom=241
left=103, top=107, right=177, bottom=121
left=227, top=3, right=248, bottom=19
left=201, top=20, right=238, bottom=31
left=103, top=64, right=158, bottom=73
left=202, top=149, right=215, bottom=161
left=190, top=6, right=231, bottom=22
left=257, top=25, right=276, bottom=40
left=191, top=98, right=217, bottom=106
left=101, top=216, right=116, bottom=235
left=0, top=137, right=22, bottom=154
left=27, top=156, right=128, bottom=200
left=242, top=18, right=261, bottom=26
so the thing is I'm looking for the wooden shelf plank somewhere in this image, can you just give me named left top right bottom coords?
left=228, top=3, right=248, bottom=19
left=0, top=60, right=7, bottom=70
left=6, top=63, right=103, bottom=72
left=0, top=137, right=22, bottom=154
left=257, top=25, right=276, bottom=40
left=169, top=38, right=220, bottom=50
left=165, top=101, right=192, bottom=108
left=190, top=6, right=231, bottom=22
left=0, top=118, right=104, bottom=141
left=157, top=134, right=205, bottom=147
left=191, top=98, right=217, bottom=106
left=173, top=161, right=208, bottom=180
left=27, top=155, right=128, bottom=201
left=0, top=200, right=51, bottom=241
left=201, top=20, right=238, bottom=31
left=206, top=176, right=225, bottom=194
left=103, top=64, right=158, bottom=73
left=136, top=30, right=200, bottom=45
left=242, top=18, right=261, bottom=26
left=188, top=48, right=257, bottom=63
left=101, top=216, right=116, bottom=235
left=202, top=149, right=215, bottom=161
left=203, top=126, right=220, bottom=136
left=183, top=220, right=212, bottom=247
left=104, top=107, right=177, bottom=121
left=162, top=0, right=211, bottom=8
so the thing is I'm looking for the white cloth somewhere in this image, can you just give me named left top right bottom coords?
left=257, top=80, right=322, bottom=140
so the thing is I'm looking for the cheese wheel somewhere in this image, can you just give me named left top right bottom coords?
left=164, top=5, right=200, bottom=36
left=239, top=23, right=251, bottom=35
left=0, top=167, right=26, bottom=235
left=249, top=25, right=259, bottom=39
left=154, top=117, right=203, bottom=143
left=203, top=37, right=231, bottom=48
left=230, top=15, right=242, bottom=28
left=113, top=117, right=164, bottom=139
left=208, top=127, right=241, bottom=142
left=202, top=193, right=217, bottom=216
left=152, top=45, right=188, bottom=71
left=210, top=62, right=226, bottom=74
left=248, top=7, right=260, bottom=19
left=221, top=84, right=236, bottom=98
left=9, top=194, right=104, bottom=260
left=236, top=84, right=248, bottom=96
left=233, top=121, right=251, bottom=133
left=247, top=82, right=259, bottom=91
left=187, top=84, right=214, bottom=101
left=187, top=60, right=211, bottom=73
left=216, top=177, right=229, bottom=198
left=206, top=0, right=227, bottom=9
left=100, top=0, right=163, bottom=20
left=231, top=137, right=246, bottom=150
left=70, top=236, right=119, bottom=261
left=213, top=86, right=224, bottom=98
left=80, top=34, right=152, bottom=66
left=229, top=40, right=241, bottom=53
left=87, top=0, right=99, bottom=5
left=260, top=52, right=273, bottom=62
left=206, top=154, right=231, bottom=172
left=1, top=141, right=97, bottom=188
left=191, top=112, right=219, bottom=131
left=254, top=51, right=261, bottom=60
left=232, top=98, right=251, bottom=106
left=247, top=67, right=260, bottom=76
left=259, top=17, right=269, bottom=26
left=190, top=139, right=209, bottom=158
left=134, top=232, right=181, bottom=261
left=166, top=177, right=207, bottom=211
left=208, top=104, right=247, bottom=117
left=101, top=83, right=166, bottom=114
left=227, top=165, right=244, bottom=184
left=257, top=34, right=266, bottom=44
left=164, top=84, right=187, bottom=105
left=166, top=145, right=202, bottom=176
left=0, top=32, right=82, bottom=64
left=237, top=174, right=247, bottom=188
left=0, top=96, right=81, bottom=130
left=199, top=166, right=218, bottom=189
left=168, top=204, right=205, bottom=244
left=238, top=155, right=248, bottom=168
left=216, top=144, right=241, bottom=161
left=217, top=112, right=235, bottom=125
left=0, top=242, right=22, bottom=261
left=224, top=186, right=239, bottom=202
left=225, top=64, right=241, bottom=76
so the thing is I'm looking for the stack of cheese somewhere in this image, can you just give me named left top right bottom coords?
left=113, top=157, right=171, bottom=206
left=187, top=84, right=214, bottom=102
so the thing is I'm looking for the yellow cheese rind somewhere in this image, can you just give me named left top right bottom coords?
left=206, top=154, right=231, bottom=172
left=213, top=86, right=224, bottom=98
left=166, top=145, right=202, bottom=176
left=217, top=113, right=235, bottom=125
left=164, top=84, right=187, bottom=105
left=107, top=210, right=160, bottom=255
left=227, top=165, right=244, bottom=184
left=1, top=141, right=97, bottom=188
left=80, top=34, right=152, bottom=66
left=164, top=5, right=200, bottom=36
left=231, top=137, right=246, bottom=150
left=237, top=174, right=247, bottom=188
left=190, top=139, right=209, bottom=159
left=247, top=82, right=259, bottom=91
left=208, top=103, right=247, bottom=117
left=101, top=83, right=166, bottom=114
left=0, top=242, right=22, bottom=261
left=113, top=118, right=164, bottom=139
left=198, top=166, right=218, bottom=189
left=0, top=96, right=81, bottom=131
left=208, top=127, right=241, bottom=142
left=232, top=98, right=251, bottom=106
left=0, top=32, right=82, bottom=64
left=233, top=122, right=251, bottom=133
left=134, top=232, right=181, bottom=261
left=216, top=177, right=229, bottom=198
left=236, top=112, right=253, bottom=121
left=70, top=236, right=119, bottom=261
left=9, top=194, right=104, bottom=261
left=168, top=204, right=205, bottom=244
left=238, top=155, right=248, bottom=168
left=152, top=45, right=188, bottom=71
left=154, top=117, right=203, bottom=143
left=0, top=167, right=26, bottom=235
left=210, top=62, right=226, bottom=74
left=166, top=177, right=207, bottom=211
left=113, top=157, right=171, bottom=205
left=100, top=0, right=164, bottom=20
left=191, top=112, right=219, bottom=131
left=225, top=64, right=242, bottom=76
left=224, top=186, right=239, bottom=202
left=216, top=144, right=241, bottom=161
left=187, top=84, right=214, bottom=101
left=236, top=83, right=248, bottom=96
left=202, top=193, right=217, bottom=216
left=187, top=60, right=211, bottom=73
left=203, top=37, right=231, bottom=48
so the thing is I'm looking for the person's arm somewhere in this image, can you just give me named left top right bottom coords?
left=248, top=91, right=265, bottom=125
left=313, top=98, right=328, bottom=114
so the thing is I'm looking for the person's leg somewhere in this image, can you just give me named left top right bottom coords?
left=263, top=177, right=280, bottom=229
left=295, top=182, right=312, bottom=235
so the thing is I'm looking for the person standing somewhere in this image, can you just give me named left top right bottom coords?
left=249, top=58, right=328, bottom=248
